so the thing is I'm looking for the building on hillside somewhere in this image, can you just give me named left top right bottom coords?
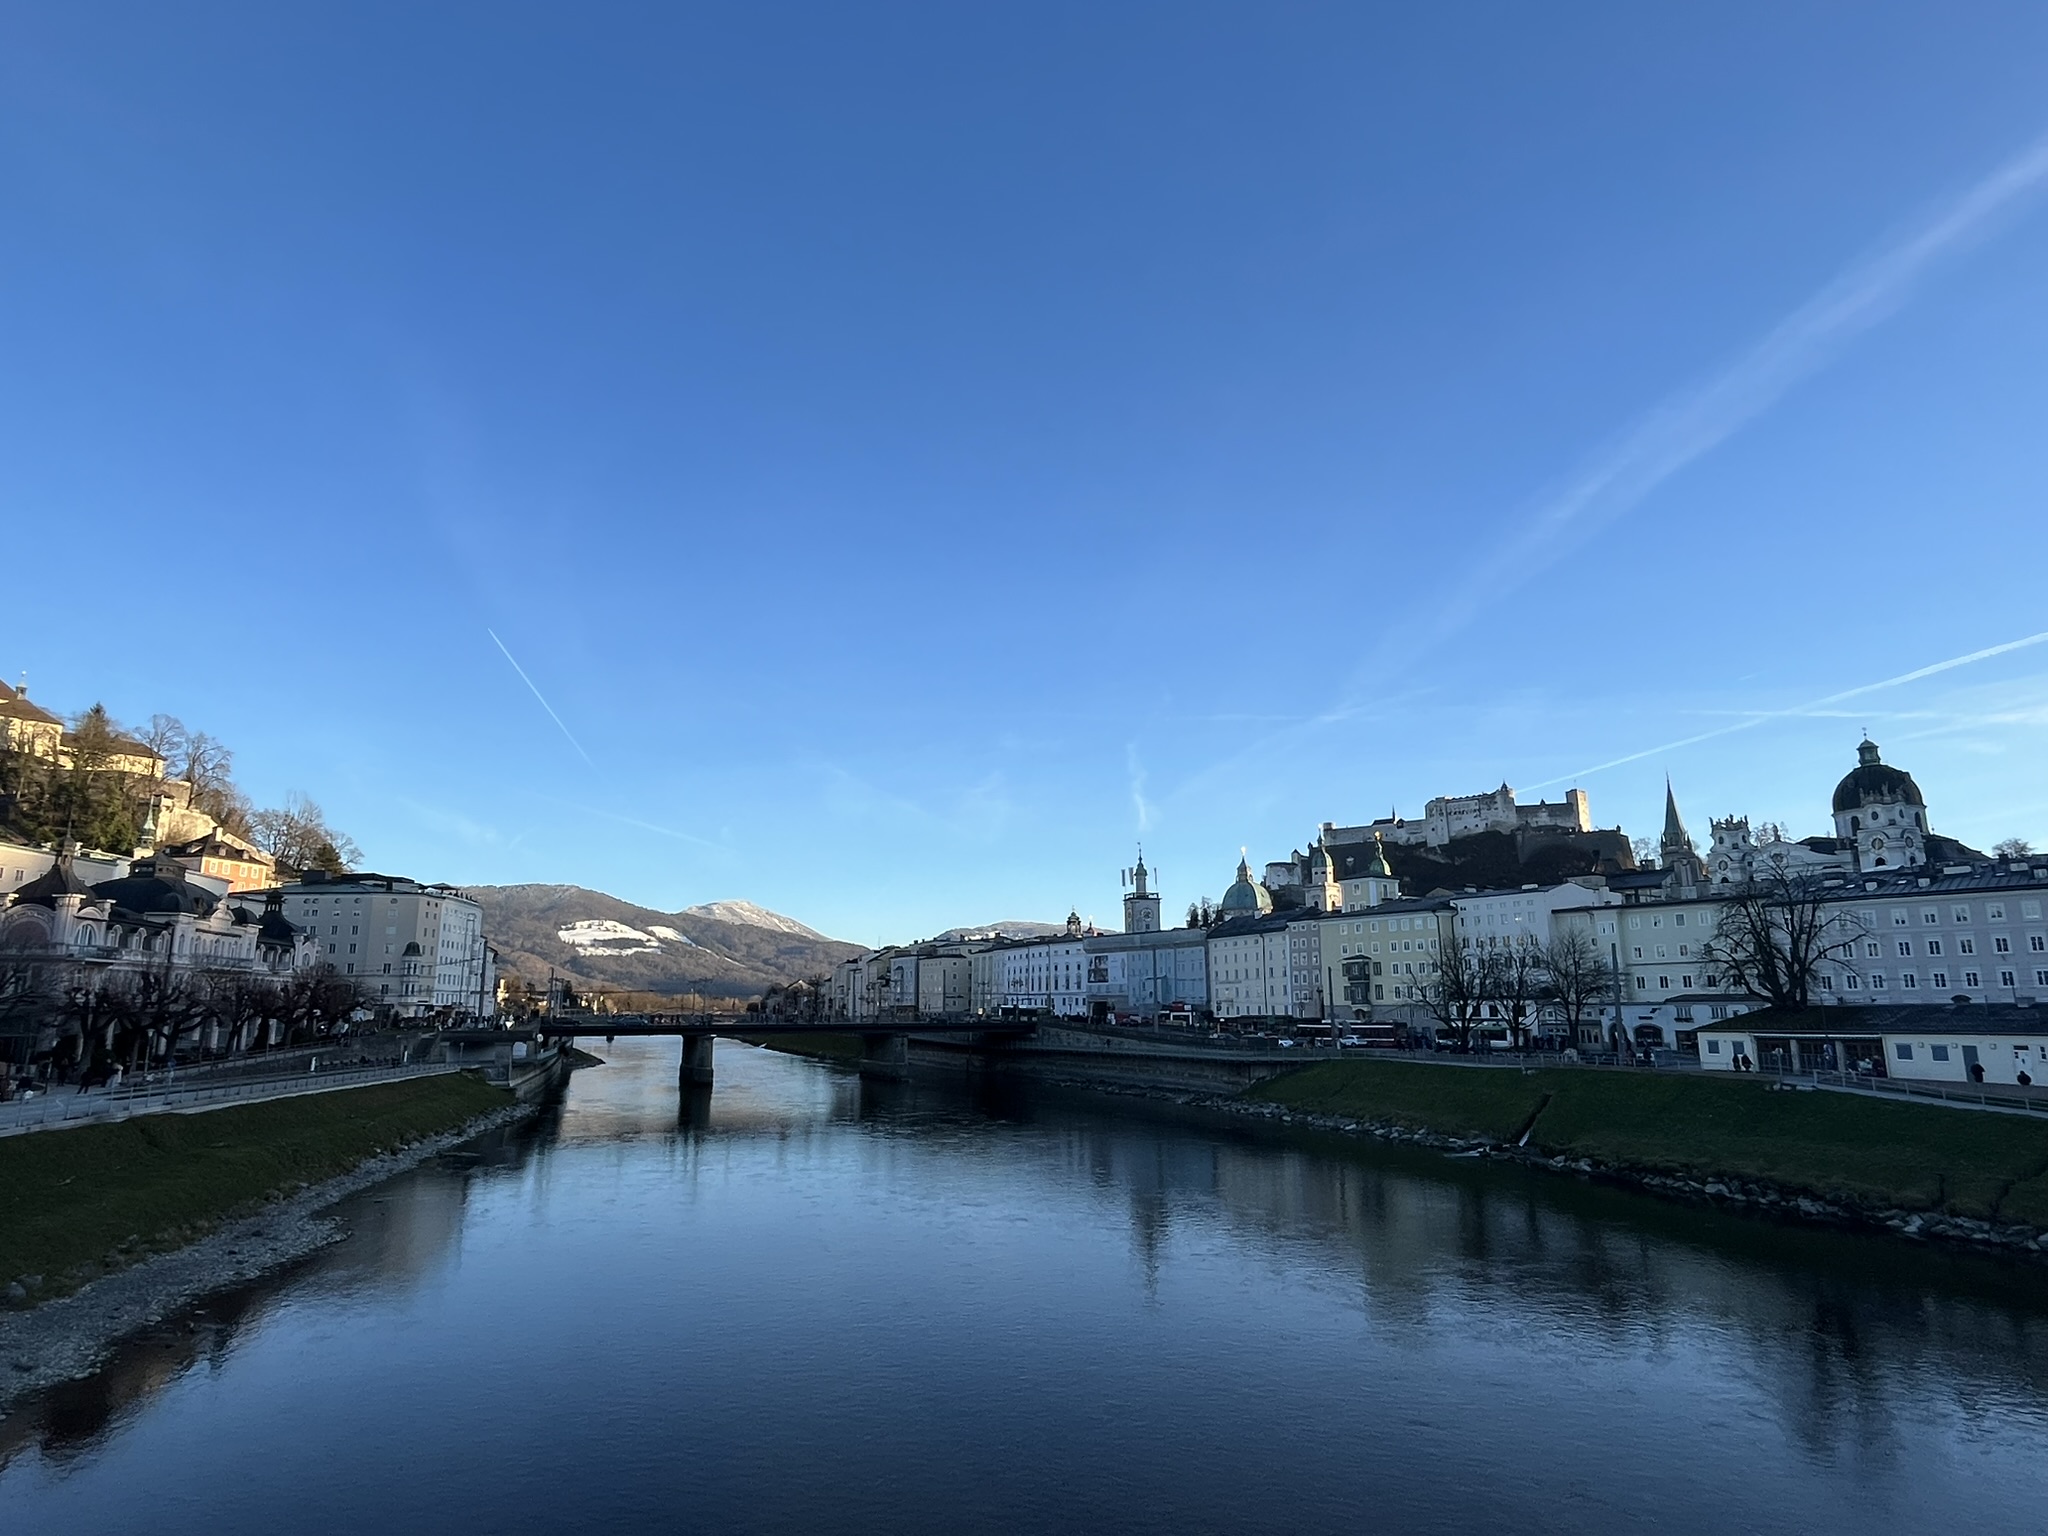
left=0, top=677, right=63, bottom=758
left=1322, top=785, right=1591, bottom=850
left=161, top=830, right=276, bottom=894
left=1694, top=1003, right=2047, bottom=1085
left=1083, top=926, right=1209, bottom=1022
left=245, top=870, right=491, bottom=1018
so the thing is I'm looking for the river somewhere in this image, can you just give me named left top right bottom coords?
left=4, top=1038, right=2047, bottom=1534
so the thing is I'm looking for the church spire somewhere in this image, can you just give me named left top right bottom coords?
left=1661, top=776, right=1694, bottom=856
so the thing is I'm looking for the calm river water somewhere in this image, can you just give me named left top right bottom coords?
left=6, top=1040, right=2048, bottom=1534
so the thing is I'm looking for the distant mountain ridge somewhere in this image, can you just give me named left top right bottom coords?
left=472, top=884, right=860, bottom=1002
left=934, top=919, right=1063, bottom=941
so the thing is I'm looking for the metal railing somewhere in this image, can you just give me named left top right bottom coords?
left=1756, top=1066, right=2048, bottom=1115
left=0, top=1060, right=460, bottom=1137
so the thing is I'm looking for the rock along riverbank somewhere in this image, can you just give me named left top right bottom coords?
left=0, top=1099, right=536, bottom=1413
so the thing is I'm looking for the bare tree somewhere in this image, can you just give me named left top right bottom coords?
left=1482, top=940, right=1546, bottom=1050
left=250, top=793, right=363, bottom=874
left=1417, top=940, right=1487, bottom=1050
left=1702, top=865, right=1861, bottom=1010
left=141, top=713, right=189, bottom=764
left=1995, top=837, right=2034, bottom=859
left=180, top=731, right=236, bottom=817
left=1540, top=926, right=1618, bottom=1047
left=205, top=969, right=281, bottom=1056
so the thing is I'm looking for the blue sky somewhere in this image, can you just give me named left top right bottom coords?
left=6, top=4, right=2048, bottom=944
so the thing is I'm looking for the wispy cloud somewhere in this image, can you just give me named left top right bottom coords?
left=487, top=627, right=596, bottom=770
left=1530, top=629, right=2048, bottom=787
left=1411, top=129, right=2048, bottom=654
left=523, top=790, right=724, bottom=851
left=1126, top=743, right=1154, bottom=833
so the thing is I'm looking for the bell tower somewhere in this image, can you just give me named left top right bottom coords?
left=1122, top=848, right=1162, bottom=934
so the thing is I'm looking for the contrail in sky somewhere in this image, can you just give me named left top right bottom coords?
left=487, top=628, right=597, bottom=769
left=1403, top=127, right=2048, bottom=658
left=1529, top=629, right=2048, bottom=788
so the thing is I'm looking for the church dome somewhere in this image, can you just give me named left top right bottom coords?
left=1220, top=853, right=1272, bottom=916
left=1831, top=739, right=1924, bottom=815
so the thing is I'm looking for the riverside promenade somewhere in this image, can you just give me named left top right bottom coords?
left=0, top=1060, right=461, bottom=1138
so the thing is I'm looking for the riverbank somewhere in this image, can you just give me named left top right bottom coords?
left=0, top=1073, right=529, bottom=1411
left=1231, top=1059, right=2048, bottom=1254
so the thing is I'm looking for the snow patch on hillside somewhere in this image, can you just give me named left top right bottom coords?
left=557, top=919, right=664, bottom=955
left=646, top=925, right=696, bottom=947
left=679, top=900, right=825, bottom=939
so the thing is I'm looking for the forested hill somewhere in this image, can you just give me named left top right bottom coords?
left=472, top=885, right=862, bottom=1002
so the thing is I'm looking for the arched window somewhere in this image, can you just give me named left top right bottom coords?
left=79, top=925, right=96, bottom=947
left=1850, top=815, right=1861, bottom=833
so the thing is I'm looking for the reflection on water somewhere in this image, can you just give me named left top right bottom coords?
left=4, top=1038, right=2047, bottom=1535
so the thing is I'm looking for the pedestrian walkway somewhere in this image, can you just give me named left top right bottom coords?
left=0, top=1060, right=461, bottom=1138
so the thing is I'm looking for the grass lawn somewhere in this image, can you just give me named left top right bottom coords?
left=0, top=1072, right=512, bottom=1300
left=1249, top=1060, right=2048, bottom=1221
left=1249, top=1059, right=1548, bottom=1142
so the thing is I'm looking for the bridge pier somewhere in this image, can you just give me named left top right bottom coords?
left=858, top=1032, right=910, bottom=1082
left=678, top=1034, right=715, bottom=1086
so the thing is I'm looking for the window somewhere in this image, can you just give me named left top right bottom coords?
left=1892, top=909, right=1909, bottom=926
left=1931, top=1044, right=1950, bottom=1062
left=2024, top=900, right=2043, bottom=919
left=1682, top=974, right=1694, bottom=989
left=1932, top=971, right=1947, bottom=989
left=1953, top=905, right=1970, bottom=923
left=1871, top=973, right=1887, bottom=989
left=1897, top=940, right=1912, bottom=956
left=2036, top=969, right=2048, bottom=988
left=1927, top=939, right=1943, bottom=956
left=1629, top=915, right=1641, bottom=929
left=1844, top=974, right=1862, bottom=989
left=1902, top=972, right=1918, bottom=989
left=1707, top=1038, right=1721, bottom=1055
left=2033, top=935, right=2047, bottom=952
left=1634, top=977, right=1646, bottom=991
left=1866, top=942, right=1882, bottom=958
left=1675, top=913, right=1687, bottom=927
left=1996, top=936, right=2011, bottom=954
left=2001, top=970, right=2017, bottom=989
left=1988, top=903, right=2007, bottom=921
left=1655, top=944, right=1667, bottom=959
left=1658, top=976, right=1670, bottom=990
left=1959, top=937, right=1976, bottom=955
left=1895, top=1043, right=1913, bottom=1061
left=1820, top=975, right=1835, bottom=990
left=1633, top=946, right=1644, bottom=960
left=1922, top=910, right=1939, bottom=925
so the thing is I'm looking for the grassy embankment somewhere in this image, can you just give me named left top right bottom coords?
left=1, top=1072, right=513, bottom=1301
left=1249, top=1060, right=2048, bottom=1226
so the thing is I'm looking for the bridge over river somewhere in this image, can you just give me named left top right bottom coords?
left=443, top=1015, right=1311, bottom=1095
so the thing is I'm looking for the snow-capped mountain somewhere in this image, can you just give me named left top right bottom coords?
left=473, top=885, right=857, bottom=1002
left=678, top=899, right=826, bottom=940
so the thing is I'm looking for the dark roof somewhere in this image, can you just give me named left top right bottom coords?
left=0, top=679, right=61, bottom=727
left=10, top=853, right=95, bottom=907
left=90, top=858, right=218, bottom=917
left=1709, top=1003, right=2048, bottom=1038
left=1832, top=740, right=1924, bottom=814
